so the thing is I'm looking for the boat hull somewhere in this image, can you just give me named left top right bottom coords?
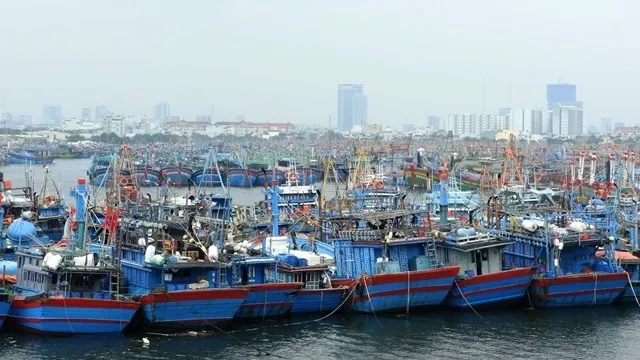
left=617, top=278, right=640, bottom=303
left=7, top=154, right=56, bottom=165
left=290, top=287, right=348, bottom=314
left=529, top=272, right=628, bottom=307
left=346, top=266, right=460, bottom=313
left=161, top=167, right=193, bottom=186
left=134, top=167, right=162, bottom=186
left=191, top=169, right=226, bottom=187
left=227, top=168, right=257, bottom=188
left=234, top=283, right=302, bottom=319
left=255, top=170, right=285, bottom=186
left=444, top=267, right=536, bottom=308
left=0, top=293, right=11, bottom=328
left=140, top=288, right=248, bottom=329
left=8, top=296, right=140, bottom=334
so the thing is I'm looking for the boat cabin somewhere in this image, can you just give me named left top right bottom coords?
left=119, top=225, right=230, bottom=295
left=14, top=249, right=116, bottom=299
left=329, top=211, right=437, bottom=279
left=436, top=230, right=513, bottom=277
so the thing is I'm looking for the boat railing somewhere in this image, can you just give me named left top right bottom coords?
left=444, top=233, right=495, bottom=246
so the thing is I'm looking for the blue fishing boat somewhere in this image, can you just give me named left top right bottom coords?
left=605, top=250, right=640, bottom=304
left=161, top=166, right=193, bottom=186
left=192, top=169, right=226, bottom=187
left=226, top=255, right=303, bottom=319
left=8, top=178, right=140, bottom=334
left=493, top=206, right=628, bottom=307
left=7, top=146, right=57, bottom=165
left=227, top=168, right=257, bottom=188
left=437, top=229, right=536, bottom=308
left=134, top=166, right=162, bottom=186
left=255, top=185, right=349, bottom=315
left=88, top=155, right=114, bottom=185
left=328, top=212, right=460, bottom=313
left=119, top=223, right=250, bottom=330
left=33, top=166, right=67, bottom=242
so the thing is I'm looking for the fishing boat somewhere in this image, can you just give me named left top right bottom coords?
left=8, top=178, right=140, bottom=334
left=493, top=210, right=628, bottom=307
left=227, top=167, right=258, bottom=188
left=437, top=228, right=536, bottom=308
left=255, top=184, right=349, bottom=315
left=328, top=210, right=460, bottom=313
left=119, top=219, right=249, bottom=330
left=596, top=249, right=640, bottom=304
left=193, top=189, right=304, bottom=320
left=161, top=165, right=193, bottom=186
left=133, top=166, right=162, bottom=186
left=7, top=146, right=57, bottom=165
left=227, top=254, right=303, bottom=319
left=33, top=166, right=67, bottom=242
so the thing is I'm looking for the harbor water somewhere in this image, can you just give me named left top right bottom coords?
left=1, top=160, right=639, bottom=360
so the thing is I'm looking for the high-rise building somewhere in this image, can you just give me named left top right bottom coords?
left=16, top=114, right=32, bottom=126
left=81, top=107, right=91, bottom=122
left=446, top=113, right=507, bottom=136
left=427, top=115, right=440, bottom=130
left=600, top=118, right=613, bottom=134
left=95, top=105, right=110, bottom=124
left=551, top=105, right=583, bottom=137
left=153, top=102, right=171, bottom=125
left=498, top=108, right=511, bottom=117
left=42, top=105, right=62, bottom=127
left=546, top=82, right=577, bottom=109
left=509, top=108, right=532, bottom=134
left=531, top=109, right=544, bottom=135
left=337, top=84, right=367, bottom=131
left=103, top=115, right=125, bottom=137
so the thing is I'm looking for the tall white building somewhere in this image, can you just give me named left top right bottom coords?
left=510, top=108, right=532, bottom=134
left=337, top=84, right=367, bottom=131
left=551, top=105, right=583, bottom=138
left=103, top=115, right=125, bottom=137
left=446, top=113, right=507, bottom=136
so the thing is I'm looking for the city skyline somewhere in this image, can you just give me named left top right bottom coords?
left=1, top=1, right=638, bottom=127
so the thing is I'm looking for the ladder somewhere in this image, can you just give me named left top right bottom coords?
left=425, top=238, right=438, bottom=269
left=231, top=255, right=243, bottom=286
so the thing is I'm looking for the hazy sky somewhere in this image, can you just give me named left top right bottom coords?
left=0, top=1, right=638, bottom=127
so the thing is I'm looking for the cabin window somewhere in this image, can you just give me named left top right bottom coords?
left=248, top=266, right=256, bottom=279
left=219, top=268, right=227, bottom=286
left=482, top=250, right=488, bottom=261
left=444, top=249, right=450, bottom=263
left=51, top=273, right=58, bottom=285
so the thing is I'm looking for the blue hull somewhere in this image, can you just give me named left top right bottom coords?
left=255, top=170, right=285, bottom=186
left=530, top=272, right=628, bottom=307
left=227, top=169, right=257, bottom=188
left=290, top=288, right=348, bottom=314
left=346, top=267, right=459, bottom=313
left=444, top=268, right=536, bottom=308
left=7, top=156, right=56, bottom=165
left=9, top=296, right=140, bottom=334
left=140, top=288, right=248, bottom=328
left=191, top=170, right=226, bottom=187
left=0, top=295, right=10, bottom=329
left=234, top=283, right=301, bottom=319
left=161, top=167, right=193, bottom=186
left=134, top=169, right=162, bottom=186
